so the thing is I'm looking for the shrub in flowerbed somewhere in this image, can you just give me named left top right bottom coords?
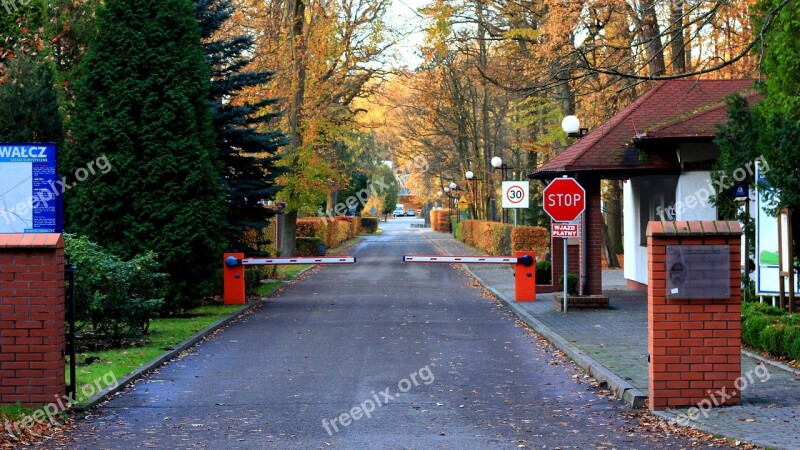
left=557, top=273, right=580, bottom=295
left=741, top=301, right=800, bottom=361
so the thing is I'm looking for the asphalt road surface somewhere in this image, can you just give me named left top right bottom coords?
left=43, top=218, right=736, bottom=449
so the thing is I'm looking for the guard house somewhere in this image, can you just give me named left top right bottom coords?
left=529, top=79, right=757, bottom=293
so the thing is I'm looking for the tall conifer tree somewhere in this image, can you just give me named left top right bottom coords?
left=195, top=0, right=286, bottom=253
left=66, top=0, right=225, bottom=310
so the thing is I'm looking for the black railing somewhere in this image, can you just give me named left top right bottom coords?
left=64, top=261, right=77, bottom=400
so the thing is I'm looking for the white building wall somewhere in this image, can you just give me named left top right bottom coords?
left=674, top=171, right=717, bottom=221
left=623, top=171, right=719, bottom=288
left=623, top=179, right=648, bottom=285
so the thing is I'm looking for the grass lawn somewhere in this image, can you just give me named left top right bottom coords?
left=68, top=304, right=244, bottom=403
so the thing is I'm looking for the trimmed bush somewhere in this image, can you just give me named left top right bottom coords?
left=511, top=226, right=550, bottom=256
left=360, top=217, right=379, bottom=233
left=296, top=237, right=325, bottom=256
left=557, top=273, right=579, bottom=295
left=297, top=218, right=327, bottom=241
left=742, top=315, right=772, bottom=348
left=760, top=324, right=786, bottom=356
left=781, top=326, right=800, bottom=360
left=336, top=216, right=361, bottom=236
left=536, top=260, right=552, bottom=285
left=740, top=301, right=800, bottom=361
left=430, top=209, right=450, bottom=232
left=787, top=328, right=800, bottom=361
left=460, top=220, right=513, bottom=255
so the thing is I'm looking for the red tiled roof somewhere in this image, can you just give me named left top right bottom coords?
left=530, top=79, right=756, bottom=178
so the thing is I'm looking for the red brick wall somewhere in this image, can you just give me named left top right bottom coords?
left=0, top=234, right=65, bottom=405
left=543, top=239, right=579, bottom=293
left=647, top=221, right=741, bottom=410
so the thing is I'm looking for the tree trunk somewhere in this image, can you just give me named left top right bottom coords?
left=669, top=0, right=687, bottom=74
left=607, top=180, right=624, bottom=255
left=326, top=190, right=338, bottom=215
left=638, top=0, right=666, bottom=76
left=601, top=220, right=620, bottom=268
left=278, top=210, right=297, bottom=257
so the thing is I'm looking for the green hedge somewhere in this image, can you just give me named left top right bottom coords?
left=741, top=302, right=800, bottom=361
left=360, top=217, right=379, bottom=233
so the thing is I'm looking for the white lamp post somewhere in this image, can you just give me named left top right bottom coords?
left=561, top=115, right=587, bottom=138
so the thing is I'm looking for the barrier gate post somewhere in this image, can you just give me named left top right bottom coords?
left=224, top=253, right=246, bottom=304
left=514, top=251, right=536, bottom=302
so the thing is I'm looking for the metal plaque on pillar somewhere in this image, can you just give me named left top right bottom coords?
left=666, top=245, right=730, bottom=299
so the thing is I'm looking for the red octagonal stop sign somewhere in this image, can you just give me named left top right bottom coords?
left=543, top=177, right=586, bottom=222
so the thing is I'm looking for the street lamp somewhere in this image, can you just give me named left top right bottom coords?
left=561, top=115, right=588, bottom=139
left=491, top=157, right=514, bottom=223
left=465, top=170, right=478, bottom=218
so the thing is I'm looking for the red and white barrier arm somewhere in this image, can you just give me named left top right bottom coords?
left=403, top=255, right=519, bottom=264
left=241, top=257, right=356, bottom=265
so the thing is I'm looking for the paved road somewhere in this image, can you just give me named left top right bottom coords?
left=45, top=218, right=737, bottom=449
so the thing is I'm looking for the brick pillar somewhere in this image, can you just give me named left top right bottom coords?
left=647, top=221, right=741, bottom=410
left=581, top=175, right=602, bottom=295
left=0, top=234, right=65, bottom=406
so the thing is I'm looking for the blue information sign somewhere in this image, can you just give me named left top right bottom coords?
left=0, top=143, right=62, bottom=233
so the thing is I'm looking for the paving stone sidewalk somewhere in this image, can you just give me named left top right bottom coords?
left=424, top=230, right=800, bottom=450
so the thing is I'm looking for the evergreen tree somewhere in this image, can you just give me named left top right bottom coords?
left=0, top=51, right=63, bottom=143
left=195, top=0, right=286, bottom=254
left=66, top=0, right=226, bottom=311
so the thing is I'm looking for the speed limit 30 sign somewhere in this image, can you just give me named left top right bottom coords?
left=502, top=181, right=530, bottom=208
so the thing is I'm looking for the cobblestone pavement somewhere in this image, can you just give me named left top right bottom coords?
left=425, top=230, right=800, bottom=450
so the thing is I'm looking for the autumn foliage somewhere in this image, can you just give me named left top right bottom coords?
left=430, top=209, right=451, bottom=232
left=459, top=220, right=549, bottom=257
left=296, top=217, right=360, bottom=251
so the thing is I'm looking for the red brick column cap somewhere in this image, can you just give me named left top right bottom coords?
left=0, top=233, right=64, bottom=249
left=647, top=221, right=741, bottom=237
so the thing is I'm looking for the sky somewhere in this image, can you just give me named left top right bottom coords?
left=385, top=0, right=428, bottom=68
